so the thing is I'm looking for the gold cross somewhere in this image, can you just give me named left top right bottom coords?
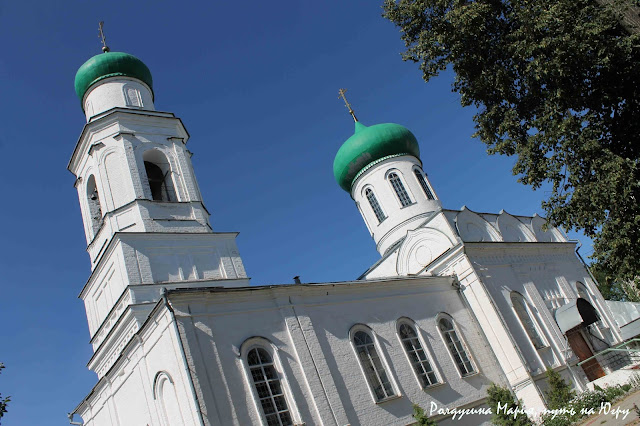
left=98, top=21, right=110, bottom=53
left=338, top=88, right=358, bottom=122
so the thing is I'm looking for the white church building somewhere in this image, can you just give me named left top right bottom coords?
left=67, top=47, right=632, bottom=426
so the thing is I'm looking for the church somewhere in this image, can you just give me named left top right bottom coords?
left=67, top=44, right=635, bottom=426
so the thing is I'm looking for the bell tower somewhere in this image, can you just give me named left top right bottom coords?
left=70, top=43, right=249, bottom=378
left=333, top=90, right=442, bottom=255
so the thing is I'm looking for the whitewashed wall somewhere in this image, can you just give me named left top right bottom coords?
left=465, top=243, right=621, bottom=370
left=74, top=308, right=201, bottom=426
left=171, top=277, right=505, bottom=426
left=352, top=155, right=442, bottom=255
left=83, top=77, right=155, bottom=121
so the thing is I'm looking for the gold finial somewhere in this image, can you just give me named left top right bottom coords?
left=338, top=88, right=358, bottom=122
left=98, top=21, right=110, bottom=53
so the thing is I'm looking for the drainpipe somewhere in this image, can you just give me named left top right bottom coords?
left=289, top=298, right=340, bottom=426
left=161, top=287, right=206, bottom=426
left=575, top=241, right=602, bottom=290
left=574, top=240, right=623, bottom=342
left=451, top=277, right=518, bottom=392
left=575, top=241, right=597, bottom=286
left=67, top=413, right=83, bottom=425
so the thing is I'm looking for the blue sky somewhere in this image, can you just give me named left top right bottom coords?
left=0, top=1, right=593, bottom=424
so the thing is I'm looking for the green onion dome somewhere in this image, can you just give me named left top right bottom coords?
left=333, top=121, right=420, bottom=192
left=74, top=51, right=153, bottom=102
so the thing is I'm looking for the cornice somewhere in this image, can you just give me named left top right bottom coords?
left=68, top=108, right=190, bottom=175
left=167, top=275, right=457, bottom=315
left=78, top=231, right=243, bottom=299
left=463, top=242, right=577, bottom=266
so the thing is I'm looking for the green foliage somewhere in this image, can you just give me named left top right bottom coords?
left=545, top=368, right=575, bottom=410
left=540, top=384, right=633, bottom=425
left=592, top=263, right=640, bottom=302
left=603, top=383, right=629, bottom=400
left=383, top=0, right=640, bottom=287
left=486, top=383, right=533, bottom=425
left=412, top=404, right=437, bottom=425
left=0, top=363, right=9, bottom=424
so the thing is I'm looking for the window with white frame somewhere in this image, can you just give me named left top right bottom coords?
left=352, top=329, right=395, bottom=401
left=143, top=150, right=177, bottom=202
left=388, top=172, right=412, bottom=207
left=437, top=315, right=475, bottom=376
left=246, top=347, right=294, bottom=426
left=123, top=84, right=143, bottom=107
left=511, top=292, right=547, bottom=349
left=86, top=174, right=103, bottom=235
left=365, top=188, right=386, bottom=223
left=397, top=320, right=439, bottom=388
left=413, top=168, right=435, bottom=200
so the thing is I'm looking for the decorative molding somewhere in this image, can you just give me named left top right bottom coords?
left=112, top=131, right=135, bottom=140
left=88, top=142, right=106, bottom=157
left=524, top=283, right=568, bottom=362
left=455, top=207, right=502, bottom=242
left=531, top=214, right=565, bottom=242
left=396, top=228, right=455, bottom=276
left=496, top=210, right=536, bottom=242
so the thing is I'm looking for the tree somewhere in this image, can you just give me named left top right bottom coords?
left=383, top=0, right=640, bottom=288
left=0, top=363, right=9, bottom=424
left=596, top=0, right=640, bottom=34
left=412, top=404, right=437, bottom=425
left=544, top=367, right=575, bottom=410
left=486, top=383, right=533, bottom=425
left=592, top=263, right=640, bottom=301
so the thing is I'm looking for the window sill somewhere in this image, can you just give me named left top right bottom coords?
left=423, top=381, right=446, bottom=391
left=460, top=371, right=480, bottom=379
left=375, top=394, right=402, bottom=405
left=399, top=202, right=416, bottom=209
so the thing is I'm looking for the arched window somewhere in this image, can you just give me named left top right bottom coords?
left=246, top=347, right=293, bottom=426
left=576, top=282, right=590, bottom=301
left=576, top=282, right=603, bottom=327
left=352, top=329, right=395, bottom=401
left=143, top=150, right=177, bottom=202
left=153, top=372, right=184, bottom=426
left=397, top=321, right=439, bottom=388
left=85, top=100, right=94, bottom=117
left=414, top=169, right=435, bottom=200
left=437, top=315, right=475, bottom=376
left=365, top=188, right=386, bottom=223
left=123, top=84, right=142, bottom=107
left=388, top=172, right=412, bottom=207
left=86, top=175, right=103, bottom=234
left=511, top=292, right=547, bottom=349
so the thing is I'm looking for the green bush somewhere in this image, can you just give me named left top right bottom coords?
left=603, top=384, right=628, bottom=402
left=545, top=368, right=575, bottom=410
left=539, top=383, right=634, bottom=425
left=486, top=383, right=533, bottom=425
left=412, top=404, right=437, bottom=426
